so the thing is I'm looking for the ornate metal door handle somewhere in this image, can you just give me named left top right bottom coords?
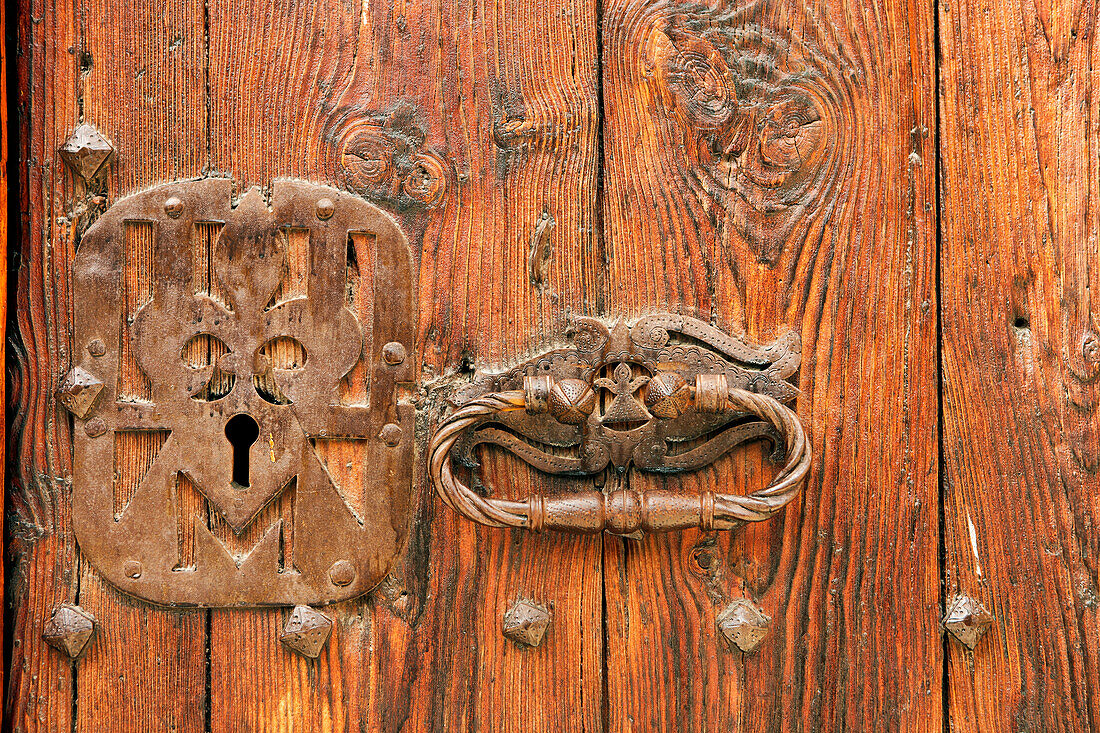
left=428, top=315, right=811, bottom=534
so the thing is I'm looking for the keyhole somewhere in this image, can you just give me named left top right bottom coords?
left=225, top=413, right=260, bottom=488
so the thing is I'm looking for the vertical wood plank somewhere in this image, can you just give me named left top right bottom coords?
left=8, top=1, right=209, bottom=731
left=8, top=0, right=88, bottom=729
left=203, top=1, right=602, bottom=729
left=939, top=0, right=1100, bottom=729
left=202, top=9, right=373, bottom=725
left=0, top=0, right=8, bottom=712
left=600, top=0, right=941, bottom=729
left=74, top=2, right=209, bottom=731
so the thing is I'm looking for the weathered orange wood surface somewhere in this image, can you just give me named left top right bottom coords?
left=9, top=0, right=601, bottom=731
left=0, top=0, right=7, bottom=713
left=939, top=0, right=1100, bottom=730
left=600, top=0, right=941, bottom=729
left=8, top=0, right=1100, bottom=731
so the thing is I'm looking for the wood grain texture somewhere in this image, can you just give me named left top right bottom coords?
left=201, top=0, right=603, bottom=730
left=939, top=0, right=1100, bottom=729
left=9, top=1, right=210, bottom=731
left=74, top=2, right=210, bottom=731
left=0, top=0, right=8, bottom=712
left=10, top=1, right=89, bottom=730
left=600, top=0, right=941, bottom=729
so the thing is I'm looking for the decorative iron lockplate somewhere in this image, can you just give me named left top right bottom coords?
left=67, top=179, right=415, bottom=607
left=429, top=315, right=810, bottom=534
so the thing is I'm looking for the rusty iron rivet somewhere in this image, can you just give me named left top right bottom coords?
left=217, top=351, right=241, bottom=374
left=57, top=366, right=104, bottom=419
left=381, top=341, right=406, bottom=365
left=691, top=543, right=714, bottom=571
left=59, top=123, right=114, bottom=182
left=84, top=417, right=108, bottom=438
left=87, top=339, right=107, bottom=357
left=328, top=560, right=356, bottom=587
left=42, top=604, right=96, bottom=659
left=280, top=605, right=333, bottom=659
left=379, top=423, right=402, bottom=447
left=717, top=598, right=770, bottom=653
left=316, top=198, right=336, bottom=220
left=502, top=599, right=551, bottom=648
left=123, top=560, right=142, bottom=579
left=943, top=594, right=993, bottom=650
left=164, top=196, right=185, bottom=218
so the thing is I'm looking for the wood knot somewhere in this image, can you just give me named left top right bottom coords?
left=335, top=103, right=448, bottom=210
left=644, top=11, right=858, bottom=262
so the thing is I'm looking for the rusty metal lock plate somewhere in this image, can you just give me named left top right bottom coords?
left=69, top=179, right=415, bottom=607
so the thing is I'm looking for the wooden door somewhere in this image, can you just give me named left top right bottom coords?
left=5, top=0, right=1097, bottom=731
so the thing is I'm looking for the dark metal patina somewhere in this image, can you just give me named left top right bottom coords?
left=42, top=604, right=97, bottom=659
left=429, top=315, right=810, bottom=534
left=68, top=179, right=416, bottom=607
left=502, top=599, right=552, bottom=648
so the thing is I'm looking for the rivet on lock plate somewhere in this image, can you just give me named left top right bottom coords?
left=68, top=179, right=415, bottom=607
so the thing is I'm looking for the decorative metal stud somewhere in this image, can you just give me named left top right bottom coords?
left=280, top=605, right=333, bottom=659
left=378, top=423, right=402, bottom=447
left=381, top=341, right=406, bottom=365
left=59, top=124, right=114, bottom=182
left=502, top=599, right=551, bottom=648
left=316, top=198, right=335, bottom=220
left=717, top=598, right=770, bottom=653
left=644, top=370, right=692, bottom=419
left=42, top=604, right=96, bottom=659
left=56, top=366, right=104, bottom=419
left=943, top=594, right=993, bottom=650
left=328, top=560, right=356, bottom=587
left=163, top=196, right=185, bottom=218
left=546, top=378, right=597, bottom=425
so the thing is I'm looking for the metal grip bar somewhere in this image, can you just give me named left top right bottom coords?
left=428, top=382, right=810, bottom=534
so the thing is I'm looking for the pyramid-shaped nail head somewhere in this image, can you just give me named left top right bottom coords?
left=717, top=598, right=770, bottom=653
left=280, top=605, right=332, bottom=659
left=60, top=124, right=114, bottom=182
left=943, top=594, right=993, bottom=650
left=503, top=599, right=551, bottom=648
left=42, top=604, right=96, bottom=659
left=57, top=366, right=104, bottom=418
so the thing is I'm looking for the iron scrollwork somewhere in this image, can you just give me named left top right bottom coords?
left=429, top=315, right=811, bottom=534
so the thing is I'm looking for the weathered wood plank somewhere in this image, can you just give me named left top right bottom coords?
left=9, top=1, right=90, bottom=729
left=73, top=3, right=210, bottom=731
left=0, top=0, right=8, bottom=710
left=8, top=2, right=210, bottom=731
left=599, top=0, right=940, bottom=729
left=201, top=8, right=376, bottom=724
left=203, top=0, right=602, bottom=729
left=939, top=0, right=1100, bottom=729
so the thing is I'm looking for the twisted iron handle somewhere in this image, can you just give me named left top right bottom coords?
left=428, top=384, right=810, bottom=534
